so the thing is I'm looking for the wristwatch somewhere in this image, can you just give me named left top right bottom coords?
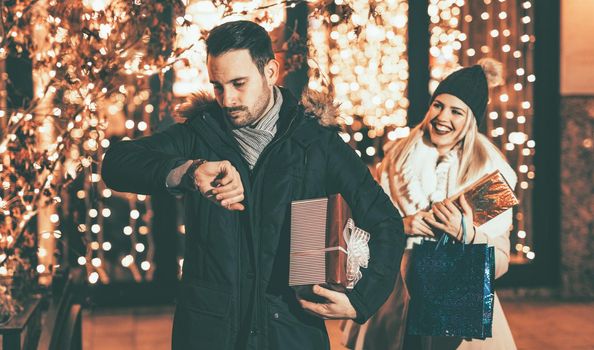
left=183, top=159, right=207, bottom=191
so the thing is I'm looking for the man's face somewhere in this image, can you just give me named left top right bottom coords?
left=207, top=49, right=278, bottom=128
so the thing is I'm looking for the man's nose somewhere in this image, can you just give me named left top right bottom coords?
left=222, top=89, right=238, bottom=107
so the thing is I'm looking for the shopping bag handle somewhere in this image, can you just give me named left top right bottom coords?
left=434, top=215, right=468, bottom=253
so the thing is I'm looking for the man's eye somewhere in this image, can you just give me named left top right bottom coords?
left=213, top=85, right=223, bottom=91
left=233, top=82, right=245, bottom=87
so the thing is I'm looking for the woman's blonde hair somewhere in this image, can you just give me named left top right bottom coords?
left=379, top=101, right=506, bottom=200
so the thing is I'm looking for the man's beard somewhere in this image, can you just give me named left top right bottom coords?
left=224, top=87, right=271, bottom=129
left=224, top=107, right=256, bottom=129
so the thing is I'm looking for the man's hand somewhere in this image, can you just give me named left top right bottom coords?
left=298, top=285, right=357, bottom=320
left=193, top=160, right=245, bottom=211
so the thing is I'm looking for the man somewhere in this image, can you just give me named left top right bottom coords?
left=102, top=20, right=405, bottom=350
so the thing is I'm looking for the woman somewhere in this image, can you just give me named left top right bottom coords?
left=342, top=59, right=517, bottom=350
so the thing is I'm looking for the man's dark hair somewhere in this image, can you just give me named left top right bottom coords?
left=206, top=20, right=275, bottom=74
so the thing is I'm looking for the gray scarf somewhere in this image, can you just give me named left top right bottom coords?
left=231, top=87, right=283, bottom=169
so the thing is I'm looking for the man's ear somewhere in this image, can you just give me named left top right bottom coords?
left=264, top=59, right=280, bottom=87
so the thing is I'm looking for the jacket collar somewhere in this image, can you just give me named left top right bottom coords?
left=178, top=86, right=341, bottom=131
left=178, top=86, right=343, bottom=151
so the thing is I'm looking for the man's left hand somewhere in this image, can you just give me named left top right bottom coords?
left=298, top=285, right=357, bottom=320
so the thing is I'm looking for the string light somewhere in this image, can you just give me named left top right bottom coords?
left=173, top=0, right=286, bottom=97
left=308, top=0, right=409, bottom=146
left=121, top=255, right=134, bottom=268
left=88, top=272, right=99, bottom=284
left=527, top=140, right=535, bottom=148
left=91, top=258, right=102, bottom=267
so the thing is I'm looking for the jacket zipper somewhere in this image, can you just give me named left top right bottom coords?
left=236, top=211, right=241, bottom=347
left=197, top=105, right=302, bottom=348
left=250, top=105, right=301, bottom=349
left=192, top=114, right=252, bottom=347
left=301, top=147, right=308, bottom=198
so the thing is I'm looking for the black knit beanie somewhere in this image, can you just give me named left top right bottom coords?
left=430, top=59, right=503, bottom=126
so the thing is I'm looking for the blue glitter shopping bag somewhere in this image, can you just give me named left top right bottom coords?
left=406, top=224, right=495, bottom=340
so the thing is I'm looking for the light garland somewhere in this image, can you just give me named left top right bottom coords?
left=0, top=0, right=188, bottom=295
left=427, top=0, right=466, bottom=93
left=308, top=0, right=410, bottom=152
left=173, top=0, right=287, bottom=97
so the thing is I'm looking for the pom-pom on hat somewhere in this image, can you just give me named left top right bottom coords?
left=430, top=58, right=504, bottom=126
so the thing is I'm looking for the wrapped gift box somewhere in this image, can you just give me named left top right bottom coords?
left=451, top=170, right=519, bottom=226
left=289, top=194, right=352, bottom=299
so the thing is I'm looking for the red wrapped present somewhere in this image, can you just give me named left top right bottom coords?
left=289, top=194, right=369, bottom=300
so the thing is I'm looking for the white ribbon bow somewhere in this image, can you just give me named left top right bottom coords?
left=343, top=218, right=370, bottom=289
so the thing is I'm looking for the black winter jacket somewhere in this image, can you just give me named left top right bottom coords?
left=101, top=87, right=405, bottom=350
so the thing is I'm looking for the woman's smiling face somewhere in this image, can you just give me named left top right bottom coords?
left=427, top=93, right=470, bottom=154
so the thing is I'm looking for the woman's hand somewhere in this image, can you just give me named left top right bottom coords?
left=403, top=211, right=435, bottom=238
left=425, top=195, right=475, bottom=243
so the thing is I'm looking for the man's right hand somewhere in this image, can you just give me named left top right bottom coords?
left=402, top=211, right=434, bottom=237
left=192, top=160, right=245, bottom=211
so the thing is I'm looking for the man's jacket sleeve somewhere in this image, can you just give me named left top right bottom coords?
left=325, top=132, right=406, bottom=324
left=101, top=122, right=196, bottom=195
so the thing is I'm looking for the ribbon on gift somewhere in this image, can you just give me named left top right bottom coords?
left=343, top=218, right=370, bottom=289
left=289, top=218, right=370, bottom=289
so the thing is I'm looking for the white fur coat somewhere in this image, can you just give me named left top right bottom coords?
left=380, top=137, right=517, bottom=279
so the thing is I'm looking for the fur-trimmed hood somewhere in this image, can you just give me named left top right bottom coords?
left=299, top=88, right=341, bottom=128
left=176, top=87, right=341, bottom=128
